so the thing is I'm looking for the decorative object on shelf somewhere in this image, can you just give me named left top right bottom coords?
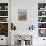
left=18, top=9, right=27, bottom=21
left=5, top=6, right=8, bottom=10
left=11, top=23, right=16, bottom=30
left=45, top=6, right=46, bottom=10
left=0, top=23, right=8, bottom=37
left=0, top=23, right=8, bottom=30
left=38, top=17, right=46, bottom=22
left=40, top=8, right=44, bottom=10
left=38, top=11, right=46, bottom=16
left=0, top=17, right=8, bottom=22
left=38, top=17, right=43, bottom=22
left=38, top=23, right=46, bottom=28
left=0, top=11, right=8, bottom=16
left=42, top=12, right=45, bottom=15
left=42, top=11, right=46, bottom=16
left=29, top=25, right=35, bottom=30
left=0, top=6, right=1, bottom=10
left=39, top=29, right=46, bottom=37
left=0, top=3, right=8, bottom=10
left=38, top=3, right=46, bottom=10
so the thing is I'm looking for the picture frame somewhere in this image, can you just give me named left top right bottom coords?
left=18, top=9, right=27, bottom=21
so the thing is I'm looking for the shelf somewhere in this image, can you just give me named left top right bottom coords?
left=0, top=3, right=8, bottom=37
left=0, top=16, right=8, bottom=17
left=38, top=15, right=46, bottom=17
left=38, top=10, right=46, bottom=11
left=0, top=22, right=8, bottom=23
left=38, top=22, right=46, bottom=23
left=0, top=10, right=8, bottom=11
left=38, top=28, right=46, bottom=29
left=38, top=3, right=46, bottom=37
left=38, top=37, right=46, bottom=39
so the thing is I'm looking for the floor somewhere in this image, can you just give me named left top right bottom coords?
left=0, top=45, right=8, bottom=46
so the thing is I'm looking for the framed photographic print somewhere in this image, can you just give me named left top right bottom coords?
left=18, top=9, right=27, bottom=21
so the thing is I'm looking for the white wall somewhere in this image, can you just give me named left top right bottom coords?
left=11, top=0, right=38, bottom=30
left=1, top=0, right=46, bottom=46
left=11, top=0, right=46, bottom=46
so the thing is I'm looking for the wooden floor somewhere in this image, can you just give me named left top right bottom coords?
left=0, top=45, right=8, bottom=46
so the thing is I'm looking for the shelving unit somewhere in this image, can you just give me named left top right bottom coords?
left=0, top=3, right=8, bottom=37
left=38, top=3, right=46, bottom=37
